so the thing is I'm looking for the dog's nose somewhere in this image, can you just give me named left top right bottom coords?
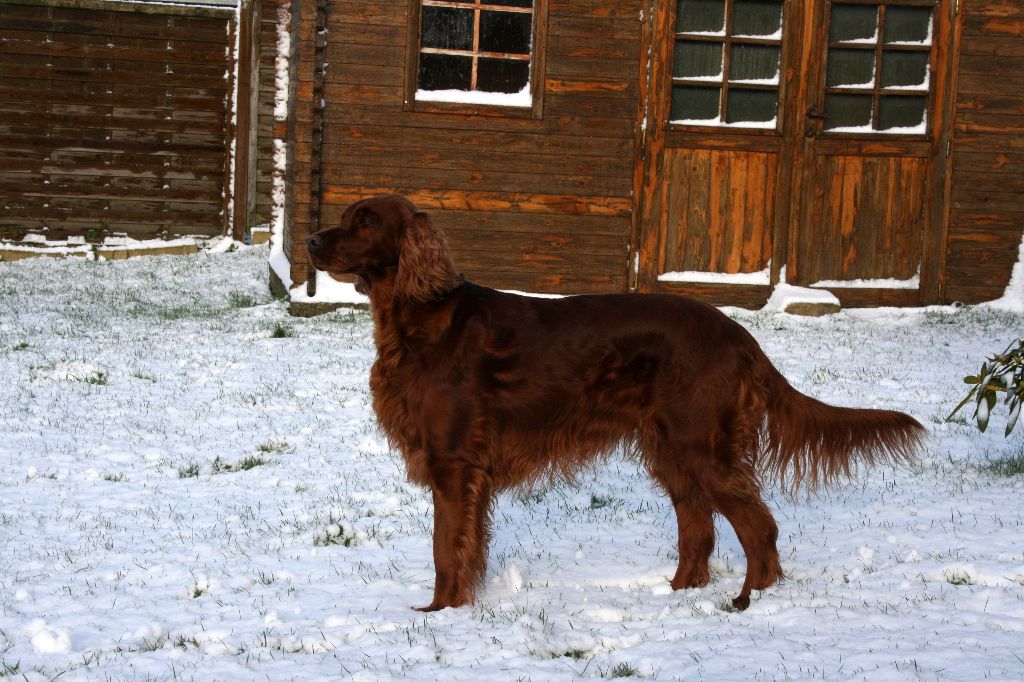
left=307, top=233, right=323, bottom=252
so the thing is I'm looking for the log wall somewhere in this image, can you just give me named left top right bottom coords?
left=0, top=0, right=236, bottom=242
left=286, top=0, right=643, bottom=294
left=945, top=0, right=1024, bottom=303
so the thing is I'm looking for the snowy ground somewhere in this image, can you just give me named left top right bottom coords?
left=1, top=245, right=1022, bottom=681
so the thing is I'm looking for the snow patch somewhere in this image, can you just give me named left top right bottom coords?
left=416, top=84, right=532, bottom=108
left=763, top=283, right=841, bottom=312
left=980, top=230, right=1024, bottom=313
left=26, top=620, right=72, bottom=654
left=659, top=267, right=770, bottom=285
left=289, top=271, right=367, bottom=305
left=812, top=272, right=920, bottom=289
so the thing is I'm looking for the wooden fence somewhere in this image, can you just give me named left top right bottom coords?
left=0, top=0, right=237, bottom=242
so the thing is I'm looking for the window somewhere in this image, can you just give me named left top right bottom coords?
left=670, top=0, right=785, bottom=129
left=414, top=0, right=538, bottom=109
left=822, top=3, right=934, bottom=134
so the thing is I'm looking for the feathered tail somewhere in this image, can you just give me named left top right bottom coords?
left=756, top=365, right=925, bottom=492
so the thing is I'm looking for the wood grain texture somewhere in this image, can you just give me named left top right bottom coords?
left=945, top=0, right=1024, bottom=303
left=0, top=1, right=232, bottom=241
left=285, top=0, right=641, bottom=294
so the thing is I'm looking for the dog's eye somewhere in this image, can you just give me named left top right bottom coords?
left=359, top=216, right=371, bottom=228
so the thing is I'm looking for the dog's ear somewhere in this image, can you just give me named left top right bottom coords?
left=395, top=211, right=458, bottom=302
left=354, top=274, right=371, bottom=296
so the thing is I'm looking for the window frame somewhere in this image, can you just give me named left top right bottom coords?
left=404, top=0, right=548, bottom=119
left=668, top=0, right=789, bottom=134
left=818, top=0, right=937, bottom=138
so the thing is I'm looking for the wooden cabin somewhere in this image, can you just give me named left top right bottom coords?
left=277, top=0, right=1024, bottom=307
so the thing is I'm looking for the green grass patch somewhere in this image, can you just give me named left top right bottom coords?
left=212, top=455, right=269, bottom=474
left=978, top=447, right=1024, bottom=478
left=270, top=323, right=294, bottom=338
left=257, top=438, right=294, bottom=455
left=228, top=291, right=263, bottom=308
left=609, top=662, right=640, bottom=678
left=178, top=462, right=200, bottom=479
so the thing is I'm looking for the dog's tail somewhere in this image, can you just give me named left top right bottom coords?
left=754, top=358, right=925, bottom=493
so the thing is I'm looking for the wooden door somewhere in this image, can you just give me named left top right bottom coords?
left=635, top=0, right=954, bottom=307
left=789, top=0, right=953, bottom=305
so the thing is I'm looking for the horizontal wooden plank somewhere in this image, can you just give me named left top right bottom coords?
left=0, top=0, right=235, bottom=19
left=952, top=130, right=1024, bottom=153
left=960, top=35, right=1024, bottom=58
left=461, top=271, right=627, bottom=295
left=320, top=161, right=632, bottom=196
left=320, top=146, right=632, bottom=180
left=319, top=185, right=633, bottom=217
left=450, top=246, right=626, bottom=273
left=951, top=170, right=1024, bottom=193
left=0, top=125, right=226, bottom=150
left=0, top=79, right=229, bottom=111
left=354, top=207, right=628, bottom=238
left=316, top=124, right=634, bottom=158
left=0, top=6, right=230, bottom=43
left=0, top=175, right=223, bottom=203
left=944, top=263, right=1017, bottom=292
left=948, top=209, right=1024, bottom=231
left=0, top=108, right=225, bottom=135
left=962, top=0, right=1024, bottom=19
left=0, top=27, right=230, bottom=66
left=943, top=283, right=1007, bottom=305
left=962, top=15, right=1024, bottom=38
left=956, top=93, right=1024, bottom=117
left=951, top=188, right=1024, bottom=211
left=0, top=53, right=230, bottom=89
left=654, top=281, right=769, bottom=309
left=3, top=154, right=226, bottom=180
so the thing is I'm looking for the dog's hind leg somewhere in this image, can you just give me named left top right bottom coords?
left=701, top=466, right=782, bottom=610
left=417, top=459, right=493, bottom=612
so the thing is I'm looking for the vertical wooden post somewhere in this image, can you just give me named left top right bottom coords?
left=232, top=0, right=262, bottom=242
left=305, top=0, right=329, bottom=298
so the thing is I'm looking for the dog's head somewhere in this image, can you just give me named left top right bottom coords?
left=306, top=195, right=458, bottom=302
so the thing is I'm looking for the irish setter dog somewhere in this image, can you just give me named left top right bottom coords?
left=307, top=195, right=924, bottom=612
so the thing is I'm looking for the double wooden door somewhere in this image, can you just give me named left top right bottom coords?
left=635, top=0, right=954, bottom=306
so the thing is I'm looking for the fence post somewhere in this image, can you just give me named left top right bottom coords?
left=232, top=0, right=262, bottom=242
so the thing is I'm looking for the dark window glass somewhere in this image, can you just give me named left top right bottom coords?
left=826, top=48, right=875, bottom=88
left=729, top=44, right=779, bottom=82
left=829, top=4, right=878, bottom=43
left=421, top=6, right=473, bottom=51
left=823, top=93, right=873, bottom=129
left=676, top=0, right=726, bottom=34
left=488, top=0, right=532, bottom=6
left=671, top=85, right=720, bottom=120
left=477, top=58, right=530, bottom=93
left=880, top=50, right=929, bottom=89
left=732, top=0, right=783, bottom=37
left=675, top=41, right=724, bottom=79
left=878, top=95, right=926, bottom=130
left=479, top=10, right=532, bottom=55
left=883, top=6, right=931, bottom=44
left=418, top=53, right=472, bottom=90
left=725, top=88, right=777, bottom=123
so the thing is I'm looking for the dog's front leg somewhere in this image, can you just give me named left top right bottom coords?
left=416, top=460, right=493, bottom=612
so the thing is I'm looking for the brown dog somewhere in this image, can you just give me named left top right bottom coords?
left=307, top=195, right=924, bottom=611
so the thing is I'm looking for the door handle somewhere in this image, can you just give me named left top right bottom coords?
left=806, top=107, right=829, bottom=121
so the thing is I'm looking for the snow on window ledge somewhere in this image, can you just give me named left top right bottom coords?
left=811, top=273, right=920, bottom=289
left=659, top=267, right=771, bottom=286
left=670, top=117, right=777, bottom=130
left=416, top=84, right=532, bottom=108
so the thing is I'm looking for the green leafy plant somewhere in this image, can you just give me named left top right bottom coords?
left=949, top=339, right=1024, bottom=436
